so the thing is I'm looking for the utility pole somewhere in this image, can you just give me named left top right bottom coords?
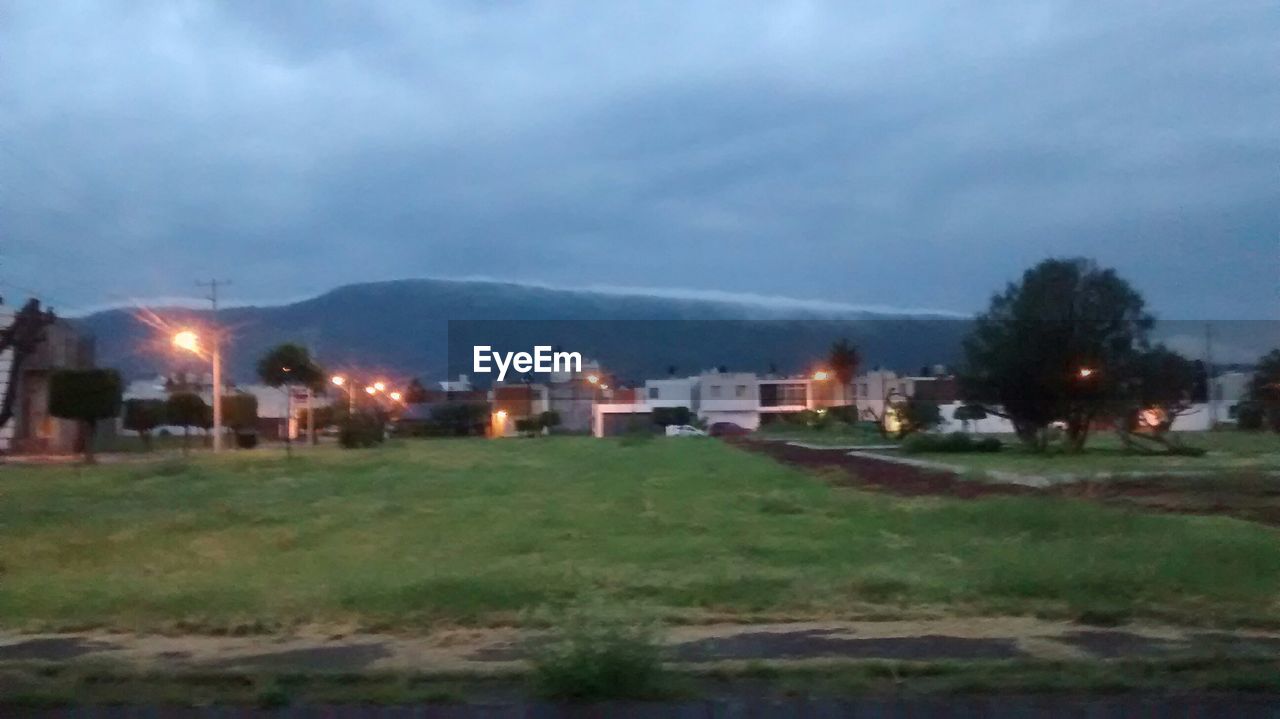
left=197, top=279, right=231, bottom=452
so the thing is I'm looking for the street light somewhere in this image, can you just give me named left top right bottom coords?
left=373, top=381, right=386, bottom=392
left=586, top=374, right=599, bottom=385
left=332, top=375, right=355, bottom=413
left=172, top=328, right=223, bottom=452
left=1078, top=367, right=1095, bottom=379
left=331, top=375, right=345, bottom=386
left=365, top=385, right=377, bottom=395
left=812, top=370, right=830, bottom=381
left=389, top=391, right=403, bottom=402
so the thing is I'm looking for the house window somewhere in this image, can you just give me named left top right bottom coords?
left=735, top=384, right=747, bottom=398
left=859, top=383, right=868, bottom=397
left=648, top=387, right=659, bottom=399
left=709, top=385, right=722, bottom=398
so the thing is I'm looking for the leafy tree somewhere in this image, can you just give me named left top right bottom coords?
left=404, top=378, right=429, bottom=404
left=540, top=410, right=561, bottom=433
left=221, top=392, right=259, bottom=439
left=953, top=403, right=987, bottom=432
left=429, top=401, right=490, bottom=436
left=828, top=338, right=860, bottom=406
left=959, top=258, right=1153, bottom=451
left=1236, top=401, right=1264, bottom=431
left=49, top=369, right=122, bottom=463
left=257, top=343, right=325, bottom=456
left=166, top=391, right=209, bottom=454
left=122, top=398, right=166, bottom=450
left=1248, top=349, right=1280, bottom=432
left=0, top=298, right=57, bottom=433
left=896, top=399, right=942, bottom=438
left=1116, top=345, right=1198, bottom=447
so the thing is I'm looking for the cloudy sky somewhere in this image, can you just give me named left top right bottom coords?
left=2, top=1, right=1275, bottom=318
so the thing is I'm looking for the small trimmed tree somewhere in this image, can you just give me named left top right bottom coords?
left=539, top=410, right=561, bottom=435
left=166, top=391, right=209, bottom=455
left=221, top=393, right=259, bottom=447
left=48, top=369, right=122, bottom=463
left=122, top=398, right=166, bottom=450
left=257, top=343, right=325, bottom=457
left=828, top=339, right=860, bottom=406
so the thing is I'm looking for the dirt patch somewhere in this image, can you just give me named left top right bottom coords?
left=732, top=438, right=1280, bottom=527
left=729, top=438, right=1030, bottom=499
left=671, top=630, right=1024, bottom=661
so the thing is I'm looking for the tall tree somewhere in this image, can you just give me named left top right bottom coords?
left=256, top=343, right=325, bottom=456
left=0, top=298, right=57, bottom=434
left=827, top=338, right=860, bottom=406
left=959, top=258, right=1153, bottom=451
left=122, top=398, right=166, bottom=450
left=1247, top=348, right=1280, bottom=432
left=48, top=369, right=122, bottom=463
left=165, top=391, right=208, bottom=455
left=1116, top=345, right=1198, bottom=448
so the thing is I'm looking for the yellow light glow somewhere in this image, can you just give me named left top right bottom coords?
left=373, top=381, right=386, bottom=392
left=495, top=410, right=508, bottom=419
left=1078, top=367, right=1094, bottom=378
left=813, top=370, right=830, bottom=381
left=586, top=374, right=599, bottom=384
left=389, top=391, right=403, bottom=401
left=1139, top=407, right=1167, bottom=428
left=365, top=386, right=377, bottom=395
left=331, top=375, right=346, bottom=386
left=172, top=330, right=200, bottom=353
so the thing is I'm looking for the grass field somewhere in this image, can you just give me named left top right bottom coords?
left=898, top=431, right=1280, bottom=475
left=2, top=437, right=1280, bottom=633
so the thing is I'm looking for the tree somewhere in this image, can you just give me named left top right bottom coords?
left=48, top=369, right=122, bottom=463
left=652, top=406, right=692, bottom=427
left=894, top=399, right=942, bottom=438
left=953, top=403, right=987, bottom=432
left=1115, top=345, right=1198, bottom=449
left=404, top=378, right=429, bottom=404
left=221, top=392, right=259, bottom=431
left=257, top=343, right=325, bottom=456
left=122, top=398, right=166, bottom=450
left=1248, top=349, right=1280, bottom=432
left=0, top=298, right=57, bottom=435
left=959, top=258, right=1153, bottom=451
left=539, top=410, right=561, bottom=434
left=828, top=339, right=860, bottom=406
left=166, top=391, right=209, bottom=454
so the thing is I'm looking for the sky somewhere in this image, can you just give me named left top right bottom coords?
left=2, top=0, right=1276, bottom=319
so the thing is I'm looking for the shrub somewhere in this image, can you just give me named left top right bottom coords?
left=902, top=432, right=1003, bottom=454
left=515, top=417, right=541, bottom=436
left=826, top=405, right=861, bottom=424
left=529, top=607, right=669, bottom=700
left=339, top=413, right=385, bottom=448
left=1237, top=402, right=1264, bottom=431
left=235, top=431, right=259, bottom=449
left=651, top=406, right=692, bottom=427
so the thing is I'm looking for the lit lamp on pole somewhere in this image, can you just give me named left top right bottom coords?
left=172, top=329, right=224, bottom=452
left=331, top=375, right=354, bottom=414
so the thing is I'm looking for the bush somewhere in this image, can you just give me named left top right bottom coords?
left=651, top=406, right=692, bottom=427
left=902, top=432, right=1003, bottom=454
left=529, top=607, right=669, bottom=700
left=235, top=431, right=259, bottom=449
left=339, top=414, right=385, bottom=448
left=1237, top=402, right=1264, bottom=431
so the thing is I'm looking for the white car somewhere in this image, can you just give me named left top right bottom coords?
left=665, top=424, right=707, bottom=437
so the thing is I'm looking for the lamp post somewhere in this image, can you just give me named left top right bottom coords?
left=332, top=375, right=354, bottom=414
left=173, top=329, right=223, bottom=452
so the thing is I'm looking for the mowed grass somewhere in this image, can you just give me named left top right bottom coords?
left=2, top=438, right=1279, bottom=633
left=896, top=431, right=1280, bottom=476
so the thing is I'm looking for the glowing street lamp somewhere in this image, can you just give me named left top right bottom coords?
left=586, top=374, right=599, bottom=385
left=373, top=381, right=386, bottom=392
left=365, top=385, right=377, bottom=395
left=331, top=375, right=346, bottom=386
left=389, top=391, right=403, bottom=402
left=1078, top=367, right=1095, bottom=379
left=172, top=328, right=223, bottom=452
left=812, top=370, right=830, bottom=381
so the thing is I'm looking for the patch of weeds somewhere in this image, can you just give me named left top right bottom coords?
left=527, top=602, right=674, bottom=700
left=254, top=680, right=291, bottom=709
left=1073, top=604, right=1132, bottom=627
left=758, top=491, right=806, bottom=515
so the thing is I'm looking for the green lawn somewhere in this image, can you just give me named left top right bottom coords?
left=2, top=437, right=1279, bottom=633
left=896, top=431, right=1280, bottom=476
left=757, top=422, right=895, bottom=447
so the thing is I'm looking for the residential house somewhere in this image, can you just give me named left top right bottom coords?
left=0, top=309, right=98, bottom=454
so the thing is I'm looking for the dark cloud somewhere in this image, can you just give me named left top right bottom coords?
left=2, top=1, right=1275, bottom=318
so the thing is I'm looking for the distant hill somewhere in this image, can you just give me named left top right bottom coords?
left=75, top=279, right=971, bottom=385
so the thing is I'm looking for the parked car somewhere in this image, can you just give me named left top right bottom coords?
left=708, top=422, right=750, bottom=437
left=665, top=424, right=707, bottom=437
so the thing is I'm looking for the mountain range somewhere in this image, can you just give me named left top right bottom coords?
left=76, top=279, right=971, bottom=385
